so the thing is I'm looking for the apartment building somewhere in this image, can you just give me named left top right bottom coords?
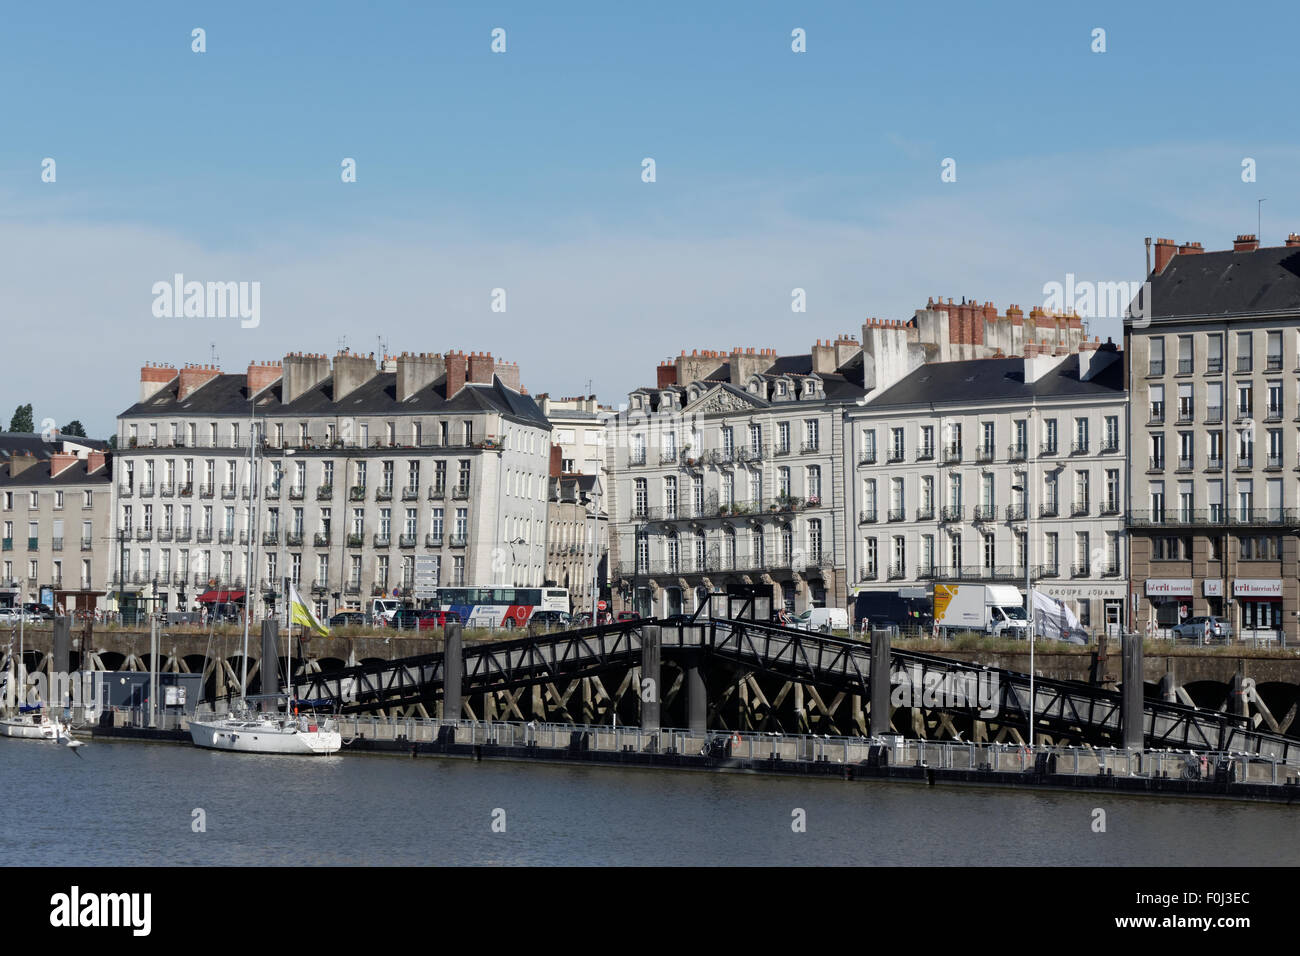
left=112, top=350, right=551, bottom=619
left=0, top=435, right=113, bottom=612
left=1125, top=233, right=1300, bottom=642
left=545, top=473, right=607, bottom=614
left=847, top=346, right=1128, bottom=633
left=608, top=337, right=869, bottom=618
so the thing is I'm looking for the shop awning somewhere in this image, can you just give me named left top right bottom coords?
left=197, top=589, right=246, bottom=603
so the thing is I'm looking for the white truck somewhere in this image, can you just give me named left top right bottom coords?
left=932, top=584, right=1030, bottom=638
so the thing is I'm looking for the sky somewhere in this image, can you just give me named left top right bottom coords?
left=1, top=0, right=1296, bottom=437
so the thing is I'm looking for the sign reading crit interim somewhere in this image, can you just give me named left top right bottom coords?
left=1233, top=579, right=1282, bottom=598
left=1145, top=579, right=1192, bottom=597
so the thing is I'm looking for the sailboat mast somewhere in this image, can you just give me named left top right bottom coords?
left=239, top=411, right=255, bottom=705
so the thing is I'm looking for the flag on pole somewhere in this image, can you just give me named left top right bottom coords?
left=289, top=582, right=330, bottom=638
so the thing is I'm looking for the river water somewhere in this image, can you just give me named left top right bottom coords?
left=3, top=739, right=1298, bottom=866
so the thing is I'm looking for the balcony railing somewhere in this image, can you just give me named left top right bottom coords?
left=449, top=535, right=468, bottom=548
left=859, top=510, right=877, bottom=524
left=1236, top=358, right=1252, bottom=374
left=135, top=528, right=152, bottom=541
left=1176, top=456, right=1193, bottom=471
left=1100, top=438, right=1120, bottom=453
left=289, top=486, right=305, bottom=500
left=349, top=486, right=366, bottom=501
left=399, top=534, right=417, bottom=548
left=156, top=529, right=172, bottom=542
left=1148, top=456, right=1165, bottom=471
left=1266, top=454, right=1283, bottom=469
left=345, top=580, right=362, bottom=594
left=1040, top=442, right=1058, bottom=456
left=1102, top=564, right=1121, bottom=577
left=452, top=485, right=470, bottom=499
left=1036, top=564, right=1060, bottom=579
left=428, top=485, right=445, bottom=500
left=426, top=533, right=444, bottom=547
left=940, top=506, right=963, bottom=522
left=1038, top=503, right=1059, bottom=518
left=314, top=532, right=331, bottom=547
left=977, top=446, right=995, bottom=463
left=1207, top=357, right=1223, bottom=373
left=1206, top=456, right=1223, bottom=471
left=628, top=451, right=647, bottom=466
left=1071, top=441, right=1089, bottom=455
left=973, top=505, right=997, bottom=522
left=373, top=534, right=391, bottom=548
left=262, top=531, right=280, bottom=547
left=887, top=450, right=905, bottom=464
left=659, top=449, right=678, bottom=465
left=1005, top=503, right=1026, bottom=521
left=218, top=530, right=234, bottom=544
left=81, top=536, right=93, bottom=550
left=1148, top=360, right=1165, bottom=376
left=174, top=526, right=192, bottom=542
left=1007, top=444, right=1027, bottom=462
left=1177, top=358, right=1193, bottom=375
left=1071, top=563, right=1091, bottom=578
left=139, top=484, right=154, bottom=498
left=942, top=445, right=962, bottom=465
left=887, top=563, right=906, bottom=581
left=800, top=442, right=820, bottom=455
left=859, top=451, right=877, bottom=465
left=221, top=484, right=236, bottom=499
left=1101, top=501, right=1120, bottom=515
left=285, top=531, right=303, bottom=546
left=401, top=486, right=419, bottom=501
left=199, top=484, right=214, bottom=498
left=1205, top=405, right=1223, bottom=424
left=915, top=506, right=935, bottom=521
left=317, top=485, right=334, bottom=500
left=887, top=508, right=906, bottom=522
left=1235, top=455, right=1253, bottom=471
left=1235, top=405, right=1252, bottom=420
left=261, top=484, right=277, bottom=500
left=917, top=446, right=935, bottom=462
left=160, top=483, right=174, bottom=497
left=346, top=533, right=363, bottom=548
left=376, top=486, right=394, bottom=501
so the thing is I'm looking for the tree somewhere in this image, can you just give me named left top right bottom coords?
left=8, top=404, right=33, bottom=433
left=61, top=420, right=87, bottom=437
left=107, top=435, right=118, bottom=450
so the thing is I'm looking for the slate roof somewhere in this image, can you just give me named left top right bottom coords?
left=0, top=457, right=111, bottom=488
left=867, top=352, right=1124, bottom=409
left=0, top=433, right=109, bottom=459
left=120, top=373, right=550, bottom=428
left=1133, top=245, right=1300, bottom=322
left=630, top=353, right=868, bottom=411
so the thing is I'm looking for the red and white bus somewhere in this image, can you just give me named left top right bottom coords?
left=432, top=587, right=569, bottom=629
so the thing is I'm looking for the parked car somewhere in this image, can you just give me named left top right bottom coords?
left=615, top=611, right=640, bottom=622
left=328, top=611, right=367, bottom=627
left=1172, top=616, right=1232, bottom=641
left=0, top=607, right=42, bottom=625
left=529, top=610, right=571, bottom=629
left=391, top=609, right=460, bottom=630
left=22, top=602, right=55, bottom=620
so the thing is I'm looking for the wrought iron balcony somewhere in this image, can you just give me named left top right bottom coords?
left=977, top=446, right=995, bottom=463
left=262, top=531, right=280, bottom=547
left=449, top=535, right=468, bottom=548
left=916, top=446, right=935, bottom=462
left=425, top=533, right=443, bottom=547
left=1007, top=443, right=1027, bottom=462
left=399, top=534, right=417, bottom=548
left=1071, top=500, right=1090, bottom=516
left=316, top=485, right=334, bottom=500
left=1071, top=562, right=1091, bottom=578
left=452, top=485, right=470, bottom=499
left=887, top=563, right=906, bottom=581
left=1100, top=438, right=1120, bottom=453
left=156, top=529, right=172, bottom=542
left=285, top=531, right=302, bottom=546
left=199, top=484, right=214, bottom=498
left=314, top=532, right=331, bottom=547
left=942, top=445, right=962, bottom=465
left=628, top=451, right=647, bottom=466
left=1071, top=441, right=1089, bottom=455
left=940, top=506, right=963, bottom=522
left=80, top=536, right=93, bottom=551
left=401, top=486, right=419, bottom=501
left=346, top=533, right=363, bottom=548
left=1005, top=503, right=1026, bottom=521
left=915, top=506, right=935, bottom=521
left=135, top=528, right=152, bottom=541
left=218, top=530, right=234, bottom=544
left=174, top=527, right=192, bottom=542
left=859, top=509, right=877, bottom=524
left=1040, top=441, right=1059, bottom=455
left=159, top=483, right=174, bottom=497
left=888, top=508, right=906, bottom=522
left=428, top=485, right=445, bottom=500
left=1038, top=503, right=1059, bottom=518
left=859, top=450, right=877, bottom=465
left=349, top=486, right=366, bottom=501
left=373, top=534, right=391, bottom=548
left=1148, top=456, right=1165, bottom=471
left=221, top=484, right=236, bottom=499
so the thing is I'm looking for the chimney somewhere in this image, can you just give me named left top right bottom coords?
left=1178, top=241, right=1204, bottom=255
left=1024, top=353, right=1067, bottom=384
left=87, top=450, right=107, bottom=474
left=493, top=358, right=520, bottom=392
left=445, top=350, right=467, bottom=398
left=140, top=363, right=177, bottom=402
left=549, top=445, right=562, bottom=478
left=1153, top=237, right=1177, bottom=274
left=675, top=349, right=727, bottom=385
left=178, top=363, right=221, bottom=401
left=1287, top=233, right=1300, bottom=248
left=9, top=453, right=38, bottom=477
left=730, top=347, right=773, bottom=385
left=332, top=351, right=379, bottom=401
left=396, top=351, right=446, bottom=402
left=282, top=352, right=332, bottom=404
left=246, top=360, right=282, bottom=397
left=468, top=351, right=495, bottom=385
left=657, top=361, right=678, bottom=388
left=49, top=452, right=78, bottom=478
left=833, top=334, right=859, bottom=369
left=1233, top=234, right=1259, bottom=252
left=1079, top=346, right=1119, bottom=382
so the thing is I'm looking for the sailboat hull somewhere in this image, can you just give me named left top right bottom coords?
left=0, top=716, right=66, bottom=740
left=188, top=717, right=341, bottom=755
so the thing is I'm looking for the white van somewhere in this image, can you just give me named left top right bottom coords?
left=804, top=607, right=849, bottom=633
left=370, top=598, right=402, bottom=625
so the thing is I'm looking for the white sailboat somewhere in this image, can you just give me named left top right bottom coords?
left=1, top=605, right=70, bottom=741
left=188, top=416, right=341, bottom=756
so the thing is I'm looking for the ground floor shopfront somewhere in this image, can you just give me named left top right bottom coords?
left=1139, top=575, right=1294, bottom=644
left=620, top=569, right=845, bottom=619
left=1034, top=582, right=1127, bottom=637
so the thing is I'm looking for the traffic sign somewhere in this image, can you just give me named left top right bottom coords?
left=597, top=600, right=607, bottom=611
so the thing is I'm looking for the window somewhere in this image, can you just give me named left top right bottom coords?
left=1148, top=337, right=1165, bottom=375
left=948, top=533, right=962, bottom=570
left=1013, top=419, right=1027, bottom=457
left=981, top=421, right=995, bottom=457
left=1237, top=427, right=1253, bottom=467
left=663, top=476, right=678, bottom=518
left=1043, top=418, right=1058, bottom=454
left=1150, top=432, right=1165, bottom=469
left=1207, top=333, right=1223, bottom=373
left=1177, top=383, right=1193, bottom=422
left=890, top=535, right=903, bottom=575
left=779, top=467, right=792, bottom=498
left=1268, top=330, right=1283, bottom=370
left=1104, top=415, right=1119, bottom=450
left=1178, top=431, right=1194, bottom=469
left=809, top=520, right=824, bottom=563
left=1150, top=481, right=1165, bottom=519
left=864, top=538, right=878, bottom=578
left=982, top=534, right=995, bottom=570
left=890, top=427, right=905, bottom=462
left=1177, top=335, right=1193, bottom=374
left=1074, top=417, right=1088, bottom=452
left=861, top=429, right=876, bottom=462
left=806, top=466, right=822, bottom=503
left=1149, top=385, right=1165, bottom=423
left=1207, top=479, right=1224, bottom=522
left=1044, top=532, right=1059, bottom=572
left=1237, top=331, right=1253, bottom=373
left=803, top=419, right=819, bottom=452
left=777, top=422, right=790, bottom=454
left=919, top=426, right=935, bottom=458
left=1105, top=469, right=1120, bottom=512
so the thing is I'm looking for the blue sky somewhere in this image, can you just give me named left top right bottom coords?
left=1, top=0, right=1295, bottom=435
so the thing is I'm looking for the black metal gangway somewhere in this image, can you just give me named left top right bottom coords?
left=290, top=616, right=1300, bottom=764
